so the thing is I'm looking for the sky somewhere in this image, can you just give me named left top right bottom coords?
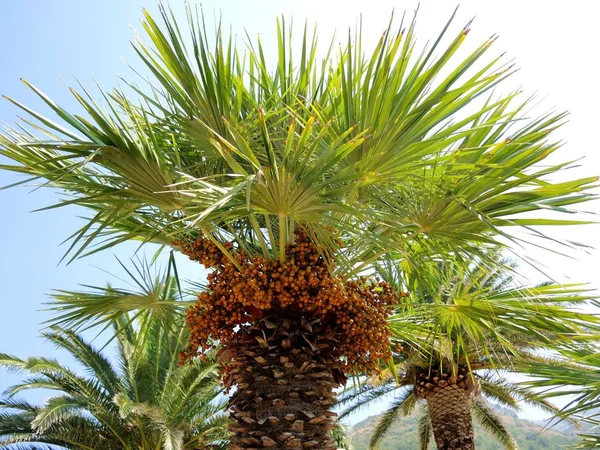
left=0, top=0, right=599, bottom=427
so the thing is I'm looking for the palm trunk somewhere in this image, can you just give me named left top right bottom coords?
left=226, top=311, right=341, bottom=450
left=426, top=384, right=474, bottom=450
left=414, top=366, right=476, bottom=450
left=179, top=232, right=395, bottom=449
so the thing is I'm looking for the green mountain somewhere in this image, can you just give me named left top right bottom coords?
left=349, top=403, right=577, bottom=450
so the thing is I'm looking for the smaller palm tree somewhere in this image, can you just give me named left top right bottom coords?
left=339, top=254, right=598, bottom=450
left=339, top=367, right=561, bottom=450
left=0, top=293, right=228, bottom=449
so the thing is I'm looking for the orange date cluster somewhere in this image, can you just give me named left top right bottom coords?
left=176, top=229, right=406, bottom=374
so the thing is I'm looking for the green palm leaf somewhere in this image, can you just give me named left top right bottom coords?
left=369, top=389, right=417, bottom=449
left=386, top=253, right=600, bottom=367
left=0, top=4, right=595, bottom=275
left=472, top=397, right=518, bottom=449
left=417, top=409, right=432, bottom=450
left=47, top=256, right=190, bottom=331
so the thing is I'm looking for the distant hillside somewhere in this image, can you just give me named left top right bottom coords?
left=349, top=403, right=577, bottom=450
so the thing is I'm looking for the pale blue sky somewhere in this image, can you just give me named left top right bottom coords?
left=1, top=0, right=599, bottom=426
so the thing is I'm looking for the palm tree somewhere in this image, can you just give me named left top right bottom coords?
left=338, top=256, right=598, bottom=450
left=0, top=4, right=596, bottom=448
left=0, top=298, right=228, bottom=449
left=339, top=371, right=558, bottom=450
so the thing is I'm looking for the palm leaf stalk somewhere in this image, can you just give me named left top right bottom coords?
left=0, top=307, right=228, bottom=449
left=0, top=4, right=597, bottom=448
left=340, top=255, right=599, bottom=450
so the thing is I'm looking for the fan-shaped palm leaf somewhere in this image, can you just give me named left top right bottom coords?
left=0, top=5, right=595, bottom=272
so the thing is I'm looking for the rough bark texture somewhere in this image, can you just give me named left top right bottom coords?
left=414, top=365, right=476, bottom=450
left=225, top=312, right=342, bottom=449
left=427, top=384, right=475, bottom=450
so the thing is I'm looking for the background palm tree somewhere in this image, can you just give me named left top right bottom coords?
left=338, top=255, right=598, bottom=450
left=339, top=372, right=559, bottom=450
left=0, top=4, right=597, bottom=448
left=0, top=309, right=228, bottom=449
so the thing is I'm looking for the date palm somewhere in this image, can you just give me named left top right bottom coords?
left=339, top=256, right=599, bottom=450
left=0, top=4, right=597, bottom=448
left=0, top=305, right=228, bottom=449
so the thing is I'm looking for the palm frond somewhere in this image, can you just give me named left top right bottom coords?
left=0, top=4, right=594, bottom=276
left=40, top=327, right=121, bottom=396
left=336, top=382, right=402, bottom=420
left=472, top=397, right=518, bottom=449
left=0, top=303, right=227, bottom=449
left=387, top=251, right=599, bottom=368
left=31, top=395, right=87, bottom=433
left=417, top=408, right=432, bottom=450
left=46, top=256, right=190, bottom=331
left=369, top=389, right=416, bottom=449
left=520, top=344, right=600, bottom=419
left=330, top=423, right=352, bottom=450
